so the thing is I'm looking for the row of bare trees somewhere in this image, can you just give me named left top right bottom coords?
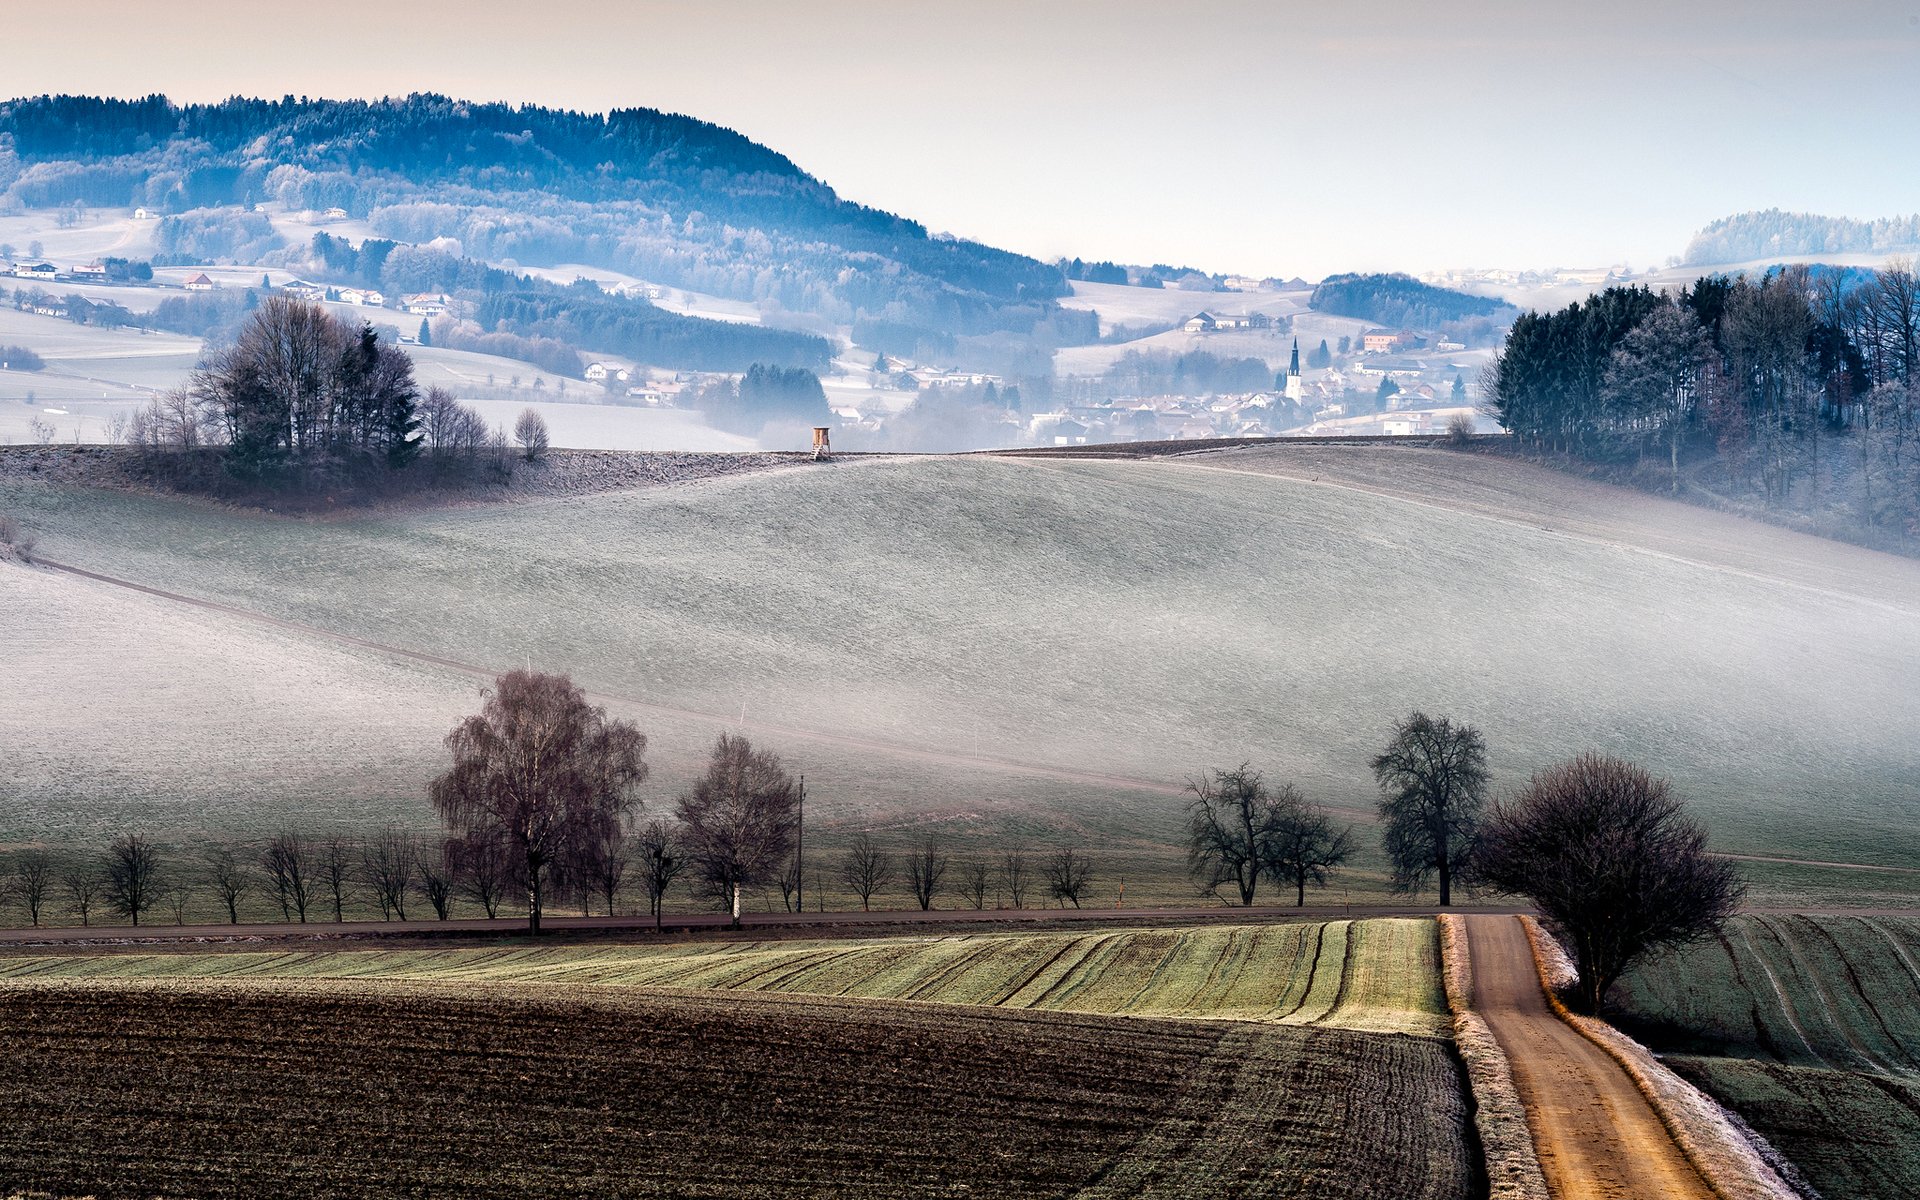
left=839, top=836, right=1095, bottom=911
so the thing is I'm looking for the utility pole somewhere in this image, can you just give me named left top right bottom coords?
left=794, top=775, right=805, bottom=915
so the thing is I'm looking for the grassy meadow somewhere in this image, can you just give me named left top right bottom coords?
left=3, top=444, right=1917, bottom=907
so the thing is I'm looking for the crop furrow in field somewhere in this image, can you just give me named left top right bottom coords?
left=1735, top=923, right=1830, bottom=1067
left=1760, top=916, right=1895, bottom=1074
left=1799, top=917, right=1920, bottom=1073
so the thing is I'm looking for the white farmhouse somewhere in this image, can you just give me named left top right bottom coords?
left=184, top=272, right=217, bottom=292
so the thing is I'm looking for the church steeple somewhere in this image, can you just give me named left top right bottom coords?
left=1288, top=337, right=1300, bottom=377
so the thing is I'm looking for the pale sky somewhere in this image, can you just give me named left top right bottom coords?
left=7, top=0, right=1920, bottom=278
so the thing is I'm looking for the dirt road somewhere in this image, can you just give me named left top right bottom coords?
left=1464, top=915, right=1714, bottom=1200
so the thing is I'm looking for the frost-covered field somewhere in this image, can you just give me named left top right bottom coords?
left=3, top=446, right=1917, bottom=900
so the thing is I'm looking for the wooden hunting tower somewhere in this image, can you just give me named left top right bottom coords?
left=811, top=426, right=832, bottom=460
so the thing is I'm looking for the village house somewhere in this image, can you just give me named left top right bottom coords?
left=1183, top=311, right=1272, bottom=334
left=280, top=280, right=326, bottom=301
left=184, top=272, right=217, bottom=292
left=14, top=262, right=58, bottom=282
left=73, top=261, right=107, bottom=278
left=586, top=362, right=632, bottom=383
left=133, top=207, right=160, bottom=220
left=335, top=288, right=385, bottom=307
left=404, top=292, right=453, bottom=316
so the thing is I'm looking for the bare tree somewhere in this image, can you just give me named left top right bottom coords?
left=418, top=840, right=456, bottom=920
left=204, top=847, right=252, bottom=923
left=1262, top=789, right=1355, bottom=907
left=360, top=829, right=417, bottom=921
left=904, top=836, right=948, bottom=911
left=431, top=671, right=649, bottom=935
left=1372, top=712, right=1489, bottom=906
left=569, top=817, right=630, bottom=917
left=1044, top=848, right=1095, bottom=909
left=261, top=832, right=314, bottom=923
left=1476, top=754, right=1745, bottom=1013
left=63, top=865, right=100, bottom=926
left=998, top=851, right=1031, bottom=908
left=840, top=834, right=893, bottom=912
left=165, top=884, right=192, bottom=925
left=635, top=819, right=684, bottom=931
left=952, top=860, right=991, bottom=910
left=320, top=837, right=354, bottom=923
left=454, top=833, right=512, bottom=919
left=102, top=834, right=163, bottom=926
left=514, top=407, right=551, bottom=462
left=1185, top=762, right=1281, bottom=906
left=674, top=733, right=797, bottom=929
left=11, top=851, right=52, bottom=926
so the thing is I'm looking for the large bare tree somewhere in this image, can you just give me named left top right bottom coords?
left=10, top=851, right=52, bottom=927
left=203, top=847, right=252, bottom=923
left=261, top=832, right=314, bottom=922
left=1262, top=790, right=1355, bottom=907
left=431, top=671, right=649, bottom=935
left=102, top=835, right=163, bottom=926
left=998, top=851, right=1030, bottom=909
left=904, top=836, right=948, bottom=911
left=675, top=734, right=797, bottom=929
left=952, top=860, right=991, bottom=910
left=1475, top=754, right=1745, bottom=1013
left=1184, top=763, right=1280, bottom=906
left=1372, top=712, right=1489, bottom=907
left=360, top=829, right=417, bottom=921
left=840, top=833, right=893, bottom=912
left=635, top=819, right=684, bottom=931
left=1044, top=848, right=1095, bottom=909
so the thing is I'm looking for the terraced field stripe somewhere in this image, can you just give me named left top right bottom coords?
left=1116, top=930, right=1199, bottom=1014
left=1798, top=917, right=1920, bottom=1073
left=1281, top=921, right=1352, bottom=1026
left=1735, top=922, right=1830, bottom=1067
left=1276, top=922, right=1333, bottom=1021
left=998, top=935, right=1101, bottom=1008
left=1189, top=927, right=1261, bottom=1014
left=1038, top=932, right=1141, bottom=1011
left=1759, top=916, right=1898, bottom=1074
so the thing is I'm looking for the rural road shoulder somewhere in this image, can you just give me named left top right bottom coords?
left=1465, top=914, right=1714, bottom=1200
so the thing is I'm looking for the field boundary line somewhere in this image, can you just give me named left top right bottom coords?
left=1518, top=916, right=1799, bottom=1200
left=1438, top=915, right=1550, bottom=1200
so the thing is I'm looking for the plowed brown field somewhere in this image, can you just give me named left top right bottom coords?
left=0, top=979, right=1478, bottom=1199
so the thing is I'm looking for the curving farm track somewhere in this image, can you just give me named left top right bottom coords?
left=1464, top=915, right=1714, bottom=1200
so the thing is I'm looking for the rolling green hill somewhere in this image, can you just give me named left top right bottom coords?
left=3, top=442, right=1917, bottom=906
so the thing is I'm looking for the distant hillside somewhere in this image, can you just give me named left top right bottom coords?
left=1308, top=273, right=1512, bottom=330
left=0, top=94, right=1087, bottom=368
left=1682, top=209, right=1920, bottom=265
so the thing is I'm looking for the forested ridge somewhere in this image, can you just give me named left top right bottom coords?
left=1683, top=209, right=1920, bottom=266
left=1486, top=264, right=1920, bottom=546
left=0, top=94, right=1083, bottom=365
